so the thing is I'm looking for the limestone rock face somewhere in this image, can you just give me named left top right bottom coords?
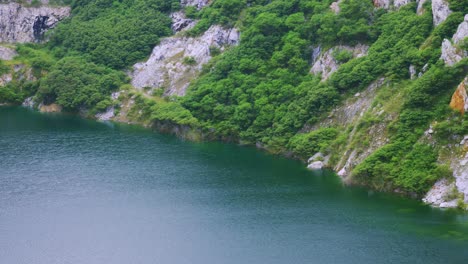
left=0, top=45, right=17, bottom=60
left=0, top=2, right=70, bottom=43
left=393, top=0, right=412, bottom=8
left=416, top=0, right=427, bottom=15
left=131, top=25, right=240, bottom=96
left=171, top=11, right=196, bottom=32
left=432, top=0, right=452, bottom=26
left=423, top=178, right=458, bottom=208
left=449, top=78, right=468, bottom=115
left=441, top=39, right=464, bottom=66
left=310, top=44, right=369, bottom=81
left=180, top=0, right=210, bottom=9
left=373, top=0, right=391, bottom=9
left=453, top=14, right=468, bottom=45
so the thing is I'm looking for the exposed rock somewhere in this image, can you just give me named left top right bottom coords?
left=373, top=0, right=390, bottom=9
left=440, top=39, right=464, bottom=66
left=373, top=0, right=414, bottom=10
left=449, top=78, right=468, bottom=114
left=453, top=152, right=468, bottom=205
left=394, top=0, right=412, bottom=8
left=416, top=0, right=427, bottom=15
left=324, top=78, right=390, bottom=178
left=432, top=0, right=451, bottom=26
left=0, top=45, right=17, bottom=60
left=308, top=152, right=325, bottom=164
left=409, top=64, right=417, bottom=79
left=38, top=103, right=61, bottom=113
left=423, top=178, right=457, bottom=208
left=308, top=161, right=325, bottom=170
left=96, top=107, right=115, bottom=121
left=22, top=96, right=34, bottom=108
left=330, top=0, right=343, bottom=14
left=453, top=14, right=468, bottom=45
left=181, top=0, right=210, bottom=9
left=131, top=25, right=240, bottom=96
left=0, top=2, right=70, bottom=43
left=0, top=73, right=12, bottom=86
left=310, top=44, right=369, bottom=81
left=171, top=11, right=196, bottom=32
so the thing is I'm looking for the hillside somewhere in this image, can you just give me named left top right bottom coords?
left=0, top=0, right=467, bottom=209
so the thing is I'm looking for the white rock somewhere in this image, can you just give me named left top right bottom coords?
left=423, top=178, right=456, bottom=206
left=0, top=2, right=70, bottom=43
left=409, top=65, right=417, bottom=79
left=308, top=161, right=324, bottom=170
left=337, top=168, right=347, bottom=177
left=22, top=96, right=34, bottom=108
left=171, top=11, right=196, bottom=32
left=131, top=25, right=240, bottom=96
left=308, top=152, right=324, bottom=163
left=180, top=0, right=210, bottom=10
left=0, top=46, right=17, bottom=60
left=440, top=39, right=464, bottom=66
left=330, top=0, right=343, bottom=14
left=373, top=0, right=391, bottom=9
left=432, top=0, right=452, bottom=26
left=310, top=44, right=369, bottom=81
left=111, top=91, right=121, bottom=101
left=394, top=0, right=412, bottom=8
left=439, top=200, right=459, bottom=208
left=96, top=107, right=115, bottom=121
left=453, top=14, right=468, bottom=45
left=416, top=0, right=427, bottom=15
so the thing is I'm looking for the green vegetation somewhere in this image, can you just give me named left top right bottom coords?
left=1, top=0, right=467, bottom=197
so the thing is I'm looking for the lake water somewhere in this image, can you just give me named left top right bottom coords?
left=1, top=106, right=468, bottom=263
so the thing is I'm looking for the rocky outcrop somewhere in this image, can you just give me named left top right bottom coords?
left=181, top=0, right=210, bottom=9
left=373, top=0, right=414, bottom=10
left=171, top=11, right=196, bottom=32
left=416, top=0, right=427, bottom=15
left=38, top=102, right=61, bottom=113
left=0, top=2, right=70, bottom=43
left=440, top=15, right=468, bottom=66
left=310, top=44, right=369, bottom=81
left=453, top=14, right=468, bottom=45
left=423, top=178, right=458, bottom=208
left=432, top=0, right=451, bottom=26
left=373, top=0, right=391, bottom=9
left=449, top=78, right=468, bottom=114
left=131, top=25, right=240, bottom=96
left=330, top=0, right=343, bottom=14
left=314, top=78, right=391, bottom=178
left=441, top=39, right=465, bottom=66
left=0, top=45, right=17, bottom=60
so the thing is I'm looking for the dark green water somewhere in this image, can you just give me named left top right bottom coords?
left=1, top=106, right=468, bottom=263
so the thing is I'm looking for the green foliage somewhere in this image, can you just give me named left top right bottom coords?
left=36, top=57, right=126, bottom=111
left=151, top=101, right=199, bottom=126
left=183, top=56, right=197, bottom=66
left=332, top=49, right=353, bottom=63
left=49, top=0, right=175, bottom=69
left=288, top=128, right=339, bottom=160
left=448, top=0, right=468, bottom=13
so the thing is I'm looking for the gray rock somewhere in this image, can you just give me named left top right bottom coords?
left=180, top=0, right=210, bottom=10
left=330, top=0, right=342, bottom=14
left=171, top=11, right=196, bottom=32
left=440, top=39, right=464, bottom=66
left=131, top=25, right=240, bottom=96
left=423, top=178, right=457, bottom=207
left=0, top=2, right=70, bottom=43
left=453, top=14, right=468, bottom=45
left=308, top=161, right=324, bottom=170
left=96, top=107, right=115, bottom=121
left=308, top=152, right=324, bottom=163
left=432, top=0, right=452, bottom=26
left=0, top=45, right=17, bottom=60
left=22, top=96, right=34, bottom=108
left=310, top=44, right=369, bottom=81
left=409, top=65, right=417, bottom=79
left=416, top=0, right=427, bottom=15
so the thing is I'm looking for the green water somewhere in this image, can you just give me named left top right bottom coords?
left=1, top=106, right=468, bottom=263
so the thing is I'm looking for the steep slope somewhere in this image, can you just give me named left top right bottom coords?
left=1, top=0, right=467, bottom=209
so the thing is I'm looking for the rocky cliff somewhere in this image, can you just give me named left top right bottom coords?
left=131, top=13, right=239, bottom=97
left=0, top=2, right=70, bottom=43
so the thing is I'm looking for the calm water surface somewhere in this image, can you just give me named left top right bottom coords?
left=1, top=106, right=468, bottom=264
